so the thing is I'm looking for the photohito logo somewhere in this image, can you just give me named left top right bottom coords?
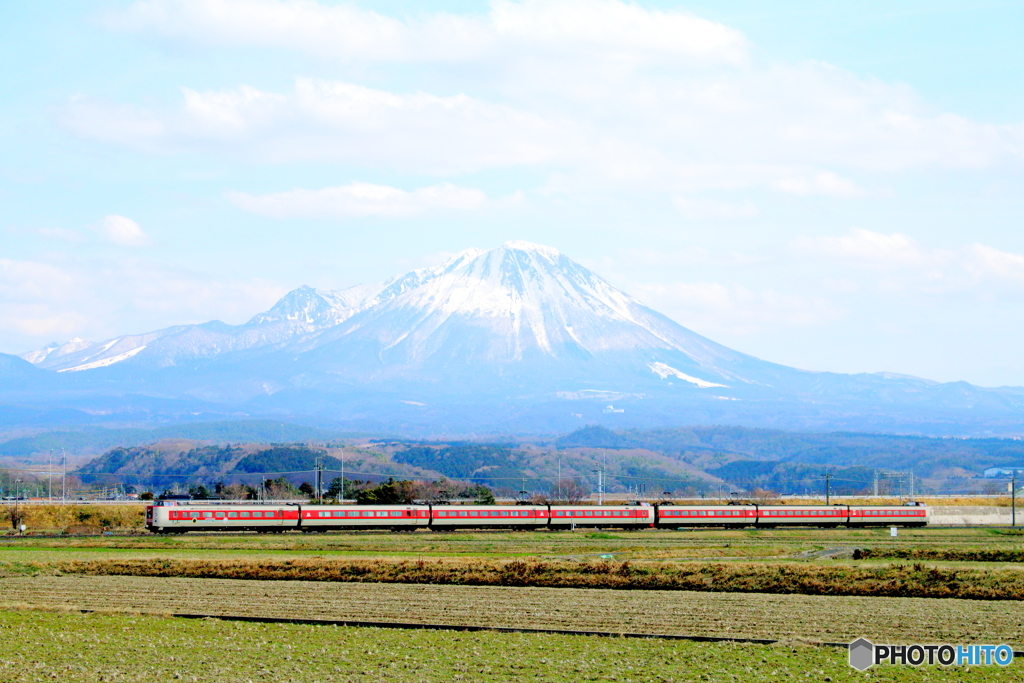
left=848, top=638, right=1015, bottom=671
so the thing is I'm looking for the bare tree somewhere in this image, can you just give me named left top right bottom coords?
left=749, top=487, right=780, bottom=504
left=553, top=478, right=590, bottom=504
left=221, top=483, right=251, bottom=500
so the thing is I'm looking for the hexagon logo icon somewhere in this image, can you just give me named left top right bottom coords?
left=848, top=638, right=875, bottom=671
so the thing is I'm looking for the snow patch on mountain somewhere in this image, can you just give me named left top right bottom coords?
left=648, top=361, right=727, bottom=388
left=22, top=337, right=97, bottom=365
left=58, top=345, right=147, bottom=372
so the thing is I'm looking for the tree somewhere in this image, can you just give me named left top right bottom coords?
left=298, top=482, right=315, bottom=497
left=356, top=478, right=418, bottom=505
left=466, top=484, right=496, bottom=505
left=138, top=491, right=154, bottom=501
left=263, top=477, right=300, bottom=500
left=749, top=487, right=780, bottom=504
left=189, top=485, right=211, bottom=500
left=552, top=478, right=589, bottom=504
left=221, top=483, right=253, bottom=500
left=325, top=477, right=364, bottom=500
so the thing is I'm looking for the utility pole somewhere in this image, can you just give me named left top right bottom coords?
left=47, top=449, right=53, bottom=501
left=315, top=454, right=322, bottom=500
left=61, top=448, right=67, bottom=503
left=597, top=467, right=604, bottom=506
left=909, top=471, right=915, bottom=500
left=825, top=471, right=832, bottom=505
left=1013, top=470, right=1017, bottom=528
left=873, top=470, right=878, bottom=497
left=340, top=448, right=345, bottom=501
left=557, top=455, right=561, bottom=502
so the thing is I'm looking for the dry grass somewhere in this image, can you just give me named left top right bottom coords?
left=46, top=556, right=1024, bottom=600
left=5, top=574, right=1024, bottom=648
left=857, top=548, right=1024, bottom=562
left=0, top=504, right=145, bottom=532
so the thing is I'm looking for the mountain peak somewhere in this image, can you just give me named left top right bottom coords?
left=500, top=240, right=562, bottom=259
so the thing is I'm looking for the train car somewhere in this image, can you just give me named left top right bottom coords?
left=656, top=505, right=757, bottom=528
left=429, top=505, right=548, bottom=530
left=548, top=505, right=654, bottom=529
left=756, top=505, right=848, bottom=527
left=848, top=505, right=928, bottom=527
left=146, top=504, right=298, bottom=533
left=298, top=505, right=430, bottom=531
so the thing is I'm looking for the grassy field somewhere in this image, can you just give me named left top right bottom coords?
left=0, top=608, right=1020, bottom=683
left=3, top=574, right=1023, bottom=646
left=2, top=525, right=1021, bottom=559
left=1, top=525, right=1021, bottom=681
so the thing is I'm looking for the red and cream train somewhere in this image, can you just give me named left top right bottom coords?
left=145, top=502, right=928, bottom=533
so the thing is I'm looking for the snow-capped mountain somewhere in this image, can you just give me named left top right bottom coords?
left=13, top=241, right=1024, bottom=434
left=290, top=241, right=753, bottom=389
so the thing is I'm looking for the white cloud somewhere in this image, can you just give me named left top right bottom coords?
left=228, top=181, right=495, bottom=219
left=0, top=255, right=285, bottom=353
left=672, top=197, right=758, bottom=220
left=95, top=215, right=150, bottom=246
left=631, top=280, right=842, bottom=336
left=64, top=79, right=568, bottom=174
left=795, top=229, right=1024, bottom=295
left=106, top=0, right=750, bottom=65
left=772, top=171, right=866, bottom=197
left=966, top=244, right=1024, bottom=284
left=72, top=0, right=1024, bottom=201
left=793, top=229, right=946, bottom=267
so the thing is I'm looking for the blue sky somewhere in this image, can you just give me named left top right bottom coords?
left=2, top=0, right=1023, bottom=385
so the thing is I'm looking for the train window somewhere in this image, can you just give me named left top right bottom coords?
left=500, top=511, right=508, bottom=516
left=318, top=511, right=328, bottom=518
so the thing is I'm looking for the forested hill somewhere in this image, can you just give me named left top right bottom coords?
left=74, top=439, right=714, bottom=495
left=74, top=443, right=438, bottom=490
left=555, top=425, right=1024, bottom=477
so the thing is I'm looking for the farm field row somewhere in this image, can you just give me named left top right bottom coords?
left=1, top=527, right=1020, bottom=561
left=3, top=574, right=1022, bottom=647
left=14, top=555, right=1020, bottom=600
left=5, top=608, right=1013, bottom=683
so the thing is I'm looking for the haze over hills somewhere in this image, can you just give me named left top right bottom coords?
left=7, top=241, right=1024, bottom=435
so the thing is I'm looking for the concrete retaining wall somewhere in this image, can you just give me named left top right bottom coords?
left=928, top=506, right=1019, bottom=526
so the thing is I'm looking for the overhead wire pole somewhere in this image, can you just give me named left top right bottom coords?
left=61, top=448, right=66, bottom=503
left=1013, top=470, right=1017, bottom=528
left=315, top=454, right=322, bottom=500
left=825, top=471, right=832, bottom=505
